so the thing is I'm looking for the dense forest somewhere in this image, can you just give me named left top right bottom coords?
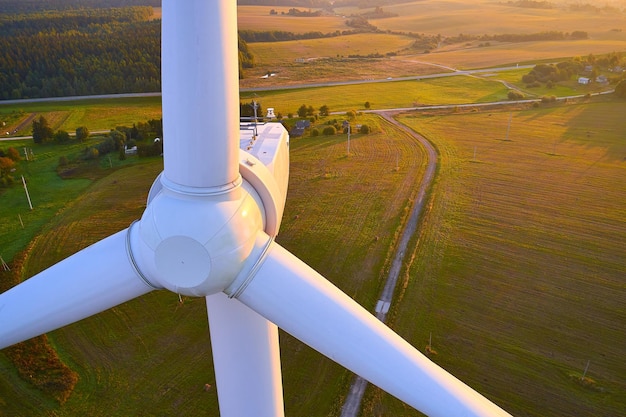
left=0, top=0, right=160, bottom=13
left=0, top=2, right=256, bottom=100
left=0, top=6, right=160, bottom=99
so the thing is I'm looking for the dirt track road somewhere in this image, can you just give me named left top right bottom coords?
left=340, top=111, right=438, bottom=417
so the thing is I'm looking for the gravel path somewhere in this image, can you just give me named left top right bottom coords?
left=340, top=112, right=438, bottom=417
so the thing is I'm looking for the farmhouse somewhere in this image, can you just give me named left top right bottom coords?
left=578, top=77, right=590, bottom=85
left=290, top=119, right=310, bottom=137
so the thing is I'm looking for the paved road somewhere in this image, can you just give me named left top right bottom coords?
left=0, top=64, right=534, bottom=107
left=339, top=112, right=438, bottom=417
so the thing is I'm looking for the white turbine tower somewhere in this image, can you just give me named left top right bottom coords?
left=0, top=2, right=513, bottom=416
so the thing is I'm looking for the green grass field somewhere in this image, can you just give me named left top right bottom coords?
left=248, top=76, right=514, bottom=115
left=0, top=114, right=429, bottom=416
left=0, top=97, right=162, bottom=136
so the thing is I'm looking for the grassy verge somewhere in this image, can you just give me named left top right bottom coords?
left=0, top=96, right=162, bottom=136
left=247, top=76, right=512, bottom=117
left=0, top=138, right=152, bottom=264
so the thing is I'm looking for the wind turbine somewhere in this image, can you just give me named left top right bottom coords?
left=0, top=2, right=513, bottom=416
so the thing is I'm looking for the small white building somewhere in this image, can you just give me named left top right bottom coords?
left=266, top=108, right=276, bottom=118
left=578, top=77, right=590, bottom=85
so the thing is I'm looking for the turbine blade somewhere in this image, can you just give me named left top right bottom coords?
left=233, top=242, right=512, bottom=417
left=161, top=0, right=240, bottom=189
left=0, top=230, right=154, bottom=349
left=206, top=293, right=284, bottom=417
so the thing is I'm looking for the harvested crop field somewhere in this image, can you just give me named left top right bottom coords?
left=361, top=100, right=626, bottom=417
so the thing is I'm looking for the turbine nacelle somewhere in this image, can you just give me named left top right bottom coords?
left=129, top=122, right=290, bottom=298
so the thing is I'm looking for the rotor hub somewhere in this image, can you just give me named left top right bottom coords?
left=129, top=176, right=265, bottom=297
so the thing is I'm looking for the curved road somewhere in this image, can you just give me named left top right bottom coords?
left=340, top=111, right=438, bottom=417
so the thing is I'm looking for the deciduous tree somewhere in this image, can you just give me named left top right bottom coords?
left=0, top=156, right=15, bottom=177
left=297, top=104, right=308, bottom=118
left=32, top=116, right=53, bottom=144
left=76, top=126, right=89, bottom=142
left=7, top=147, right=20, bottom=161
left=54, top=130, right=70, bottom=144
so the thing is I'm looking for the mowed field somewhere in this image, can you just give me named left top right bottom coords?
left=359, top=100, right=626, bottom=417
left=366, top=0, right=626, bottom=38
left=238, top=6, right=347, bottom=33
left=0, top=115, right=429, bottom=416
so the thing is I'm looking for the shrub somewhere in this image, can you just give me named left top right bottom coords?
left=53, top=130, right=70, bottom=144
left=508, top=91, right=525, bottom=100
left=322, top=126, right=336, bottom=135
left=359, top=124, right=370, bottom=134
left=615, top=79, right=626, bottom=98
left=310, top=128, right=319, bottom=137
left=84, top=147, right=99, bottom=160
left=137, top=141, right=163, bottom=157
left=0, top=176, right=14, bottom=187
left=7, top=147, right=20, bottom=161
left=75, top=126, right=89, bottom=142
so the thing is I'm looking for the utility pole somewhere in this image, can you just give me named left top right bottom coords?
left=251, top=99, right=259, bottom=138
left=505, top=112, right=512, bottom=141
left=342, top=120, right=351, bottom=156
left=347, top=124, right=351, bottom=155
left=21, top=175, right=33, bottom=210
left=0, top=255, right=10, bottom=271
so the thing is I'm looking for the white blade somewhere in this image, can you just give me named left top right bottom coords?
left=0, top=230, right=154, bottom=349
left=161, top=0, right=240, bottom=189
left=233, top=242, right=512, bottom=417
left=206, top=293, right=284, bottom=417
